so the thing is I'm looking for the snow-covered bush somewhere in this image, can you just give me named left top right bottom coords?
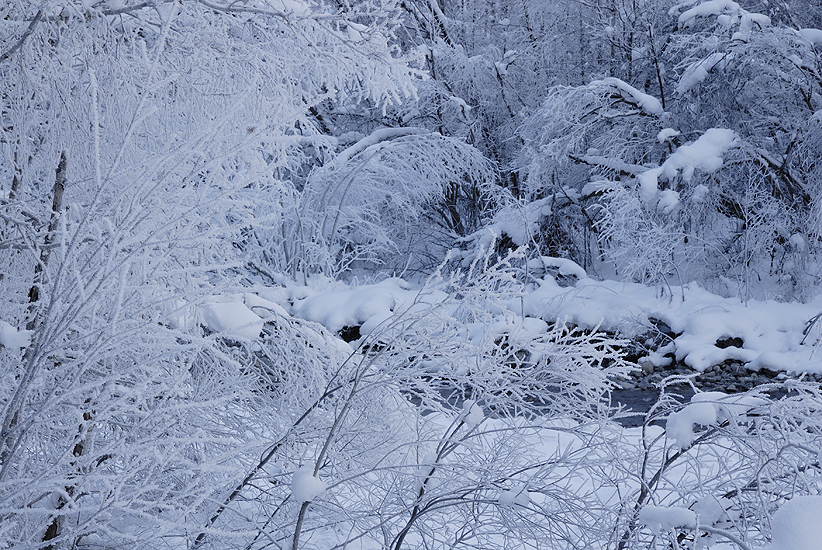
left=0, top=1, right=434, bottom=548
left=612, top=379, right=822, bottom=550
left=515, top=0, right=822, bottom=300
left=277, top=130, right=498, bottom=279
left=191, top=257, right=632, bottom=550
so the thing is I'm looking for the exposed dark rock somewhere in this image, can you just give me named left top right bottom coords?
left=649, top=317, right=677, bottom=339
left=715, top=336, right=744, bottom=349
left=757, top=367, right=781, bottom=378
left=339, top=325, right=361, bottom=342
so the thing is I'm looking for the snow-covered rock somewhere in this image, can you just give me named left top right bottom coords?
left=200, top=301, right=264, bottom=339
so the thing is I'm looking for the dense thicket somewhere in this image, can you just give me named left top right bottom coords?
left=2, top=1, right=822, bottom=549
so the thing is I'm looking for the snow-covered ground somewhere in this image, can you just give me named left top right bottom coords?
left=109, top=261, right=821, bottom=550
left=179, top=261, right=822, bottom=380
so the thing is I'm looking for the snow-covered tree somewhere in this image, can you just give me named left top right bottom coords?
left=515, top=0, right=822, bottom=300
left=0, top=0, right=435, bottom=547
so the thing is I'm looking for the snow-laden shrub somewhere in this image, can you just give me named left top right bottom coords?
left=0, top=2, right=427, bottom=548
left=191, top=256, right=632, bottom=550
left=277, top=130, right=499, bottom=279
left=514, top=1, right=822, bottom=300
left=611, top=377, right=822, bottom=550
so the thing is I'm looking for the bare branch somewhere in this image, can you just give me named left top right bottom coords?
left=0, top=10, right=42, bottom=64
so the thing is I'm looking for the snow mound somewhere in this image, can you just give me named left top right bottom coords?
left=799, top=28, right=822, bottom=47
left=200, top=301, right=264, bottom=340
left=536, top=256, right=587, bottom=280
left=243, top=292, right=288, bottom=318
left=294, top=278, right=446, bottom=336
left=0, top=320, right=31, bottom=351
left=291, top=466, right=327, bottom=503
left=762, top=495, right=822, bottom=550
left=525, top=277, right=822, bottom=375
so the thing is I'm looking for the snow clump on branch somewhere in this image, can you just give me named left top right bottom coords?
left=291, top=466, right=328, bottom=503
left=591, top=77, right=664, bottom=116
left=638, top=128, right=738, bottom=207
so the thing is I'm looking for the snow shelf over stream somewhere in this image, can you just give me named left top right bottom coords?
left=525, top=270, right=822, bottom=375
left=150, top=259, right=822, bottom=378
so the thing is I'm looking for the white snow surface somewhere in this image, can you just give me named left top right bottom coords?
left=294, top=278, right=447, bottom=335
left=799, top=28, right=822, bottom=47
left=761, top=495, right=822, bottom=550
left=199, top=300, right=264, bottom=340
left=592, top=77, right=664, bottom=116
left=538, top=256, right=587, bottom=279
left=0, top=320, right=31, bottom=351
left=638, top=128, right=738, bottom=205
left=639, top=505, right=696, bottom=535
left=525, top=276, right=822, bottom=375
left=291, top=466, right=328, bottom=503
left=196, top=253, right=822, bottom=379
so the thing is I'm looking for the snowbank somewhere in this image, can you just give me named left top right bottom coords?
left=186, top=257, right=822, bottom=379
left=200, top=301, right=264, bottom=340
left=294, top=278, right=447, bottom=336
left=525, top=275, right=822, bottom=375
left=761, top=495, right=822, bottom=550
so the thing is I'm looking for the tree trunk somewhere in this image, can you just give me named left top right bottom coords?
left=26, top=151, right=67, bottom=331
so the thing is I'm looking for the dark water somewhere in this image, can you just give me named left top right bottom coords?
left=407, top=380, right=791, bottom=428
left=609, top=387, right=694, bottom=427
left=609, top=384, right=792, bottom=427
